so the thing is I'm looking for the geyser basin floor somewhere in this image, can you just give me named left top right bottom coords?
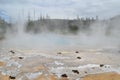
left=0, top=48, right=120, bottom=80
left=81, top=72, right=120, bottom=80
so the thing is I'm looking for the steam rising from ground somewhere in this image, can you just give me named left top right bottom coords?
left=0, top=18, right=120, bottom=50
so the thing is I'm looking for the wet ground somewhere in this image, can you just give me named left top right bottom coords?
left=0, top=48, right=120, bottom=80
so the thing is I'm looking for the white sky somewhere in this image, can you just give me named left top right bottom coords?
left=0, top=0, right=120, bottom=20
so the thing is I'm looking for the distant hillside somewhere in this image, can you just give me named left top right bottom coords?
left=25, top=15, right=120, bottom=36
left=25, top=18, right=97, bottom=34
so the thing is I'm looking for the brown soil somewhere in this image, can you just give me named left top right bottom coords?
left=0, top=74, right=9, bottom=80
left=34, top=73, right=70, bottom=80
left=34, top=74, right=57, bottom=80
left=59, top=77, right=69, bottom=80
left=33, top=65, right=47, bottom=72
left=82, top=72, right=120, bottom=80
left=0, top=61, right=5, bottom=66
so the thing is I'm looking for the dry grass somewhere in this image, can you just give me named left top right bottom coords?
left=82, top=72, right=120, bottom=80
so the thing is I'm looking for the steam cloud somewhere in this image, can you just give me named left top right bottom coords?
left=0, top=16, right=120, bottom=51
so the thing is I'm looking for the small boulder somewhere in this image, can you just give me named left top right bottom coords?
left=77, top=57, right=81, bottom=59
left=100, top=64, right=104, bottom=67
left=10, top=50, right=15, bottom=54
left=18, top=57, right=24, bottom=59
left=57, top=52, right=62, bottom=54
left=61, top=74, right=68, bottom=78
left=72, top=70, right=79, bottom=74
left=9, top=76, right=16, bottom=79
left=75, top=51, right=79, bottom=53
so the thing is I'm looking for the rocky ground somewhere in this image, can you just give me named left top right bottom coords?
left=0, top=48, right=120, bottom=80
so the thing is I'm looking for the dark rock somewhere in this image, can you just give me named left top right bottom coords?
left=77, top=57, right=81, bottom=59
left=19, top=57, right=24, bottom=59
left=10, top=50, right=15, bottom=54
left=72, top=70, right=79, bottom=74
left=9, top=76, right=16, bottom=79
left=75, top=51, right=79, bottom=53
left=57, top=52, right=62, bottom=54
left=84, top=71, right=87, bottom=74
left=61, top=74, right=68, bottom=77
left=100, top=64, right=104, bottom=67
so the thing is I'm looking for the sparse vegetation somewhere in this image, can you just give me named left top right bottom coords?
left=68, top=25, right=79, bottom=34
left=0, top=17, right=10, bottom=39
left=25, top=17, right=97, bottom=34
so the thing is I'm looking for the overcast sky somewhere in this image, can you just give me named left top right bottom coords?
left=0, top=0, right=120, bottom=20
